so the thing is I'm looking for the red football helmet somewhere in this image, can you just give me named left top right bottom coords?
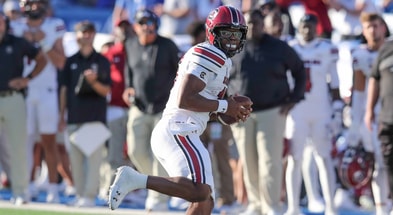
left=20, top=0, right=49, bottom=19
left=337, top=145, right=375, bottom=189
left=205, top=6, right=248, bottom=57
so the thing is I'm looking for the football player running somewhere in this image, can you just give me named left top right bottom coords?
left=108, top=6, right=252, bottom=215
left=348, top=13, right=389, bottom=215
left=284, top=14, right=342, bottom=215
left=13, top=0, right=66, bottom=203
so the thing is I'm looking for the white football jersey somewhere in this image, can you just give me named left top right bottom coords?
left=163, top=42, right=231, bottom=133
left=289, top=38, right=340, bottom=108
left=351, top=44, right=378, bottom=78
left=351, top=44, right=380, bottom=112
left=11, top=17, right=66, bottom=89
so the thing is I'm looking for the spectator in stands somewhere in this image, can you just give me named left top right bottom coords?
left=331, top=0, right=379, bottom=41
left=381, top=0, right=393, bottom=12
left=112, top=0, right=143, bottom=27
left=112, top=0, right=162, bottom=28
left=122, top=8, right=180, bottom=211
left=0, top=14, right=47, bottom=205
left=156, top=0, right=197, bottom=37
left=300, top=0, right=333, bottom=39
left=59, top=21, right=111, bottom=207
left=196, top=0, right=221, bottom=20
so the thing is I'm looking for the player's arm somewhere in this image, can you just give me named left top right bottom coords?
left=46, top=37, right=66, bottom=70
left=365, top=77, right=379, bottom=130
left=178, top=73, right=250, bottom=121
left=351, top=68, right=367, bottom=124
left=58, top=85, right=67, bottom=131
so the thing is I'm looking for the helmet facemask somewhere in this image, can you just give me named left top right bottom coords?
left=20, top=0, right=48, bottom=20
left=212, top=26, right=247, bottom=57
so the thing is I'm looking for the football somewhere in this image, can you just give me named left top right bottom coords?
left=217, top=95, right=252, bottom=125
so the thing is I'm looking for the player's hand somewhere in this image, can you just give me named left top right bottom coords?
left=122, top=87, right=135, bottom=106
left=226, top=96, right=253, bottom=122
left=8, top=78, right=29, bottom=90
left=58, top=117, right=66, bottom=132
left=279, top=102, right=295, bottom=116
left=364, top=110, right=374, bottom=131
left=84, top=69, right=98, bottom=84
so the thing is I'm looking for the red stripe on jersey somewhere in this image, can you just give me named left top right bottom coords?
left=194, top=47, right=225, bottom=66
left=177, top=135, right=203, bottom=183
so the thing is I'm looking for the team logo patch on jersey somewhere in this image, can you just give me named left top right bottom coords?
left=71, top=63, right=77, bottom=70
left=6, top=46, right=13, bottom=54
left=200, top=71, right=206, bottom=79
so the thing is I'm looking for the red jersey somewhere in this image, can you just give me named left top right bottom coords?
left=102, top=42, right=128, bottom=108
left=301, top=0, right=333, bottom=35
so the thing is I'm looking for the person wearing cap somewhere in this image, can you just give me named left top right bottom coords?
left=98, top=18, right=134, bottom=200
left=0, top=14, right=47, bottom=205
left=284, top=13, right=342, bottom=215
left=120, top=8, right=180, bottom=212
left=228, top=10, right=305, bottom=215
left=58, top=20, right=111, bottom=207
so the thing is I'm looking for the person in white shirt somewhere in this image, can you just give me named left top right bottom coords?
left=284, top=14, right=343, bottom=215
left=13, top=0, right=66, bottom=203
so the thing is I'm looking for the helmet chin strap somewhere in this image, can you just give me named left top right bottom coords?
left=214, top=37, right=238, bottom=57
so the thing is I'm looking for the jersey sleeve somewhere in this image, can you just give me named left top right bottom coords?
left=185, top=44, right=227, bottom=84
left=186, top=60, right=215, bottom=85
left=52, top=18, right=67, bottom=40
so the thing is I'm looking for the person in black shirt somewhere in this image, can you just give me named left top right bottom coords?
left=365, top=38, right=393, bottom=213
left=58, top=20, right=111, bottom=207
left=228, top=10, right=306, bottom=215
left=121, top=9, right=180, bottom=211
left=0, top=14, right=46, bottom=205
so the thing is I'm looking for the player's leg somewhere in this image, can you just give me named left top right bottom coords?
left=37, top=89, right=60, bottom=203
left=302, top=144, right=325, bottom=212
left=311, top=118, right=337, bottom=215
left=285, top=115, right=307, bottom=215
left=110, top=120, right=215, bottom=213
left=56, top=132, right=75, bottom=196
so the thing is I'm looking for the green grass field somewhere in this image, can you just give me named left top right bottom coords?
left=0, top=208, right=100, bottom=215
